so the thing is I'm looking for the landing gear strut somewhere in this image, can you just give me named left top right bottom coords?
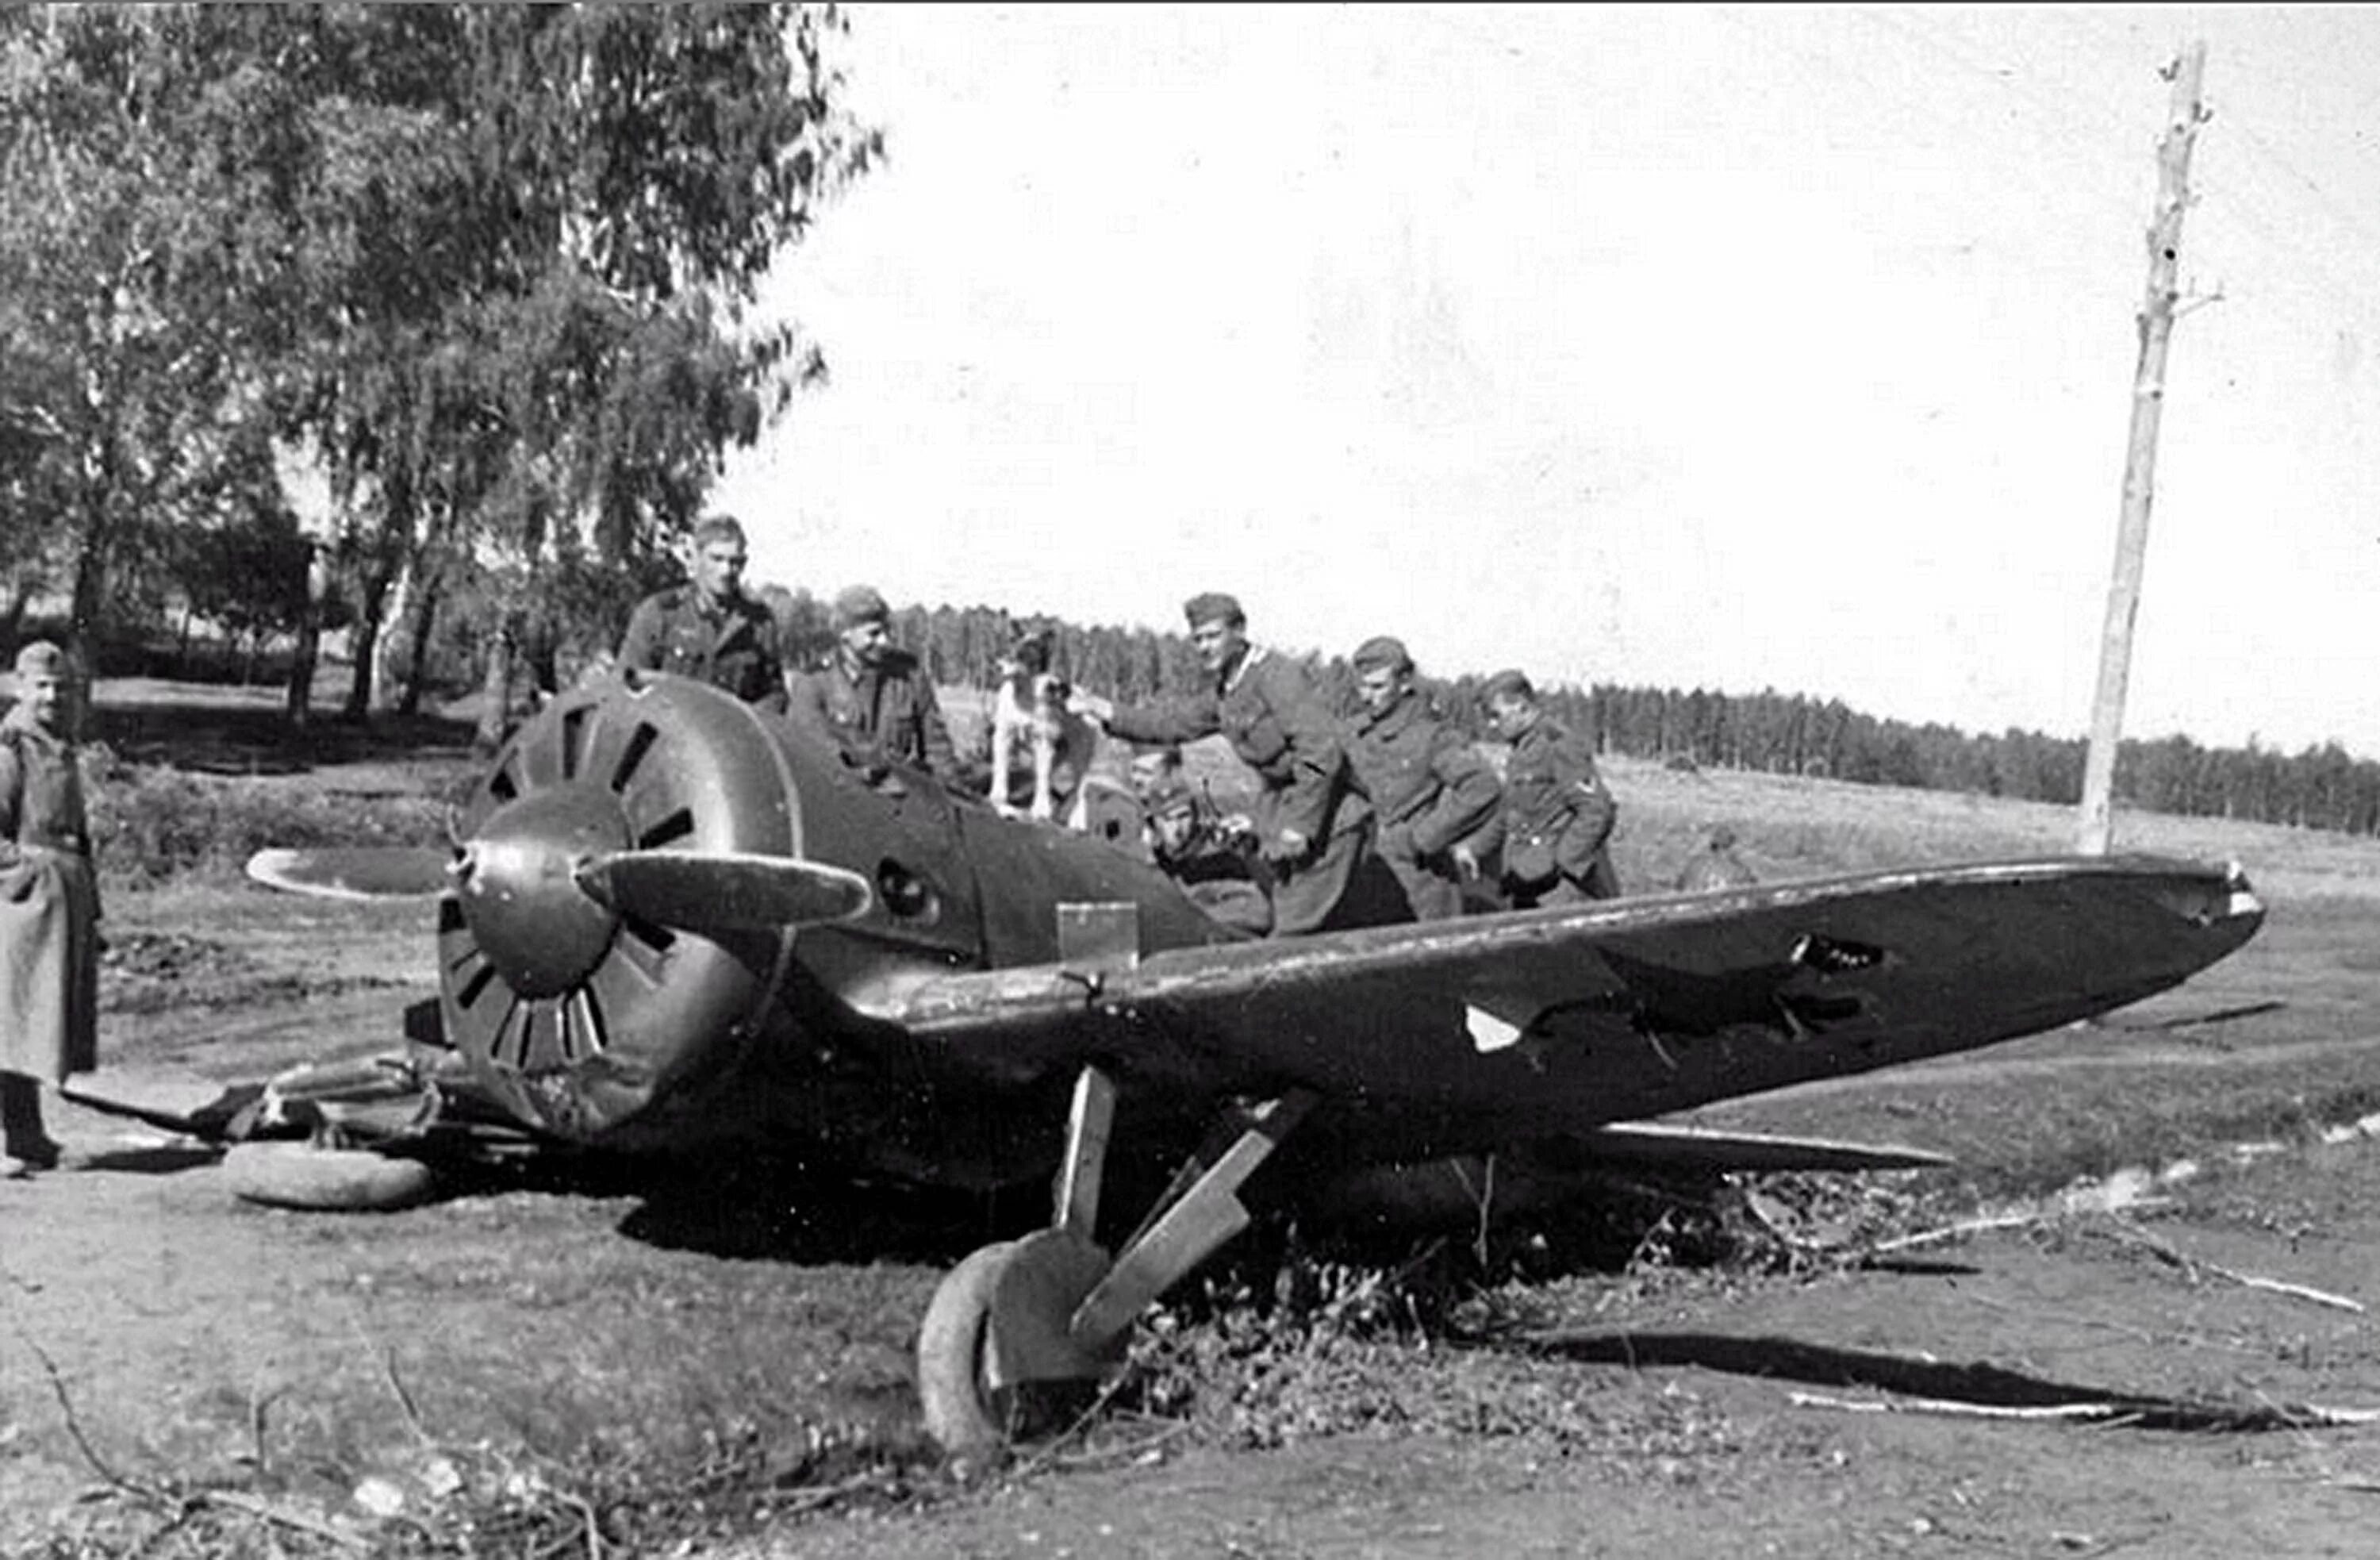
left=915, top=1066, right=1314, bottom=1459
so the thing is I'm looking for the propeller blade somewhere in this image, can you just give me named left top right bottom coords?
left=245, top=846, right=456, bottom=901
left=577, top=850, right=874, bottom=932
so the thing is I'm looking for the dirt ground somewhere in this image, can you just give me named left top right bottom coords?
left=6, top=864, right=2380, bottom=1555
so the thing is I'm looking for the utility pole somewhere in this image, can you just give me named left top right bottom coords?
left=2077, top=41, right=2210, bottom=855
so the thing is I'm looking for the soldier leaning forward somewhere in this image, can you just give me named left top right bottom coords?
left=1081, top=592, right=1381, bottom=936
left=1484, top=667, right=1620, bottom=907
left=1344, top=636, right=1501, bottom=921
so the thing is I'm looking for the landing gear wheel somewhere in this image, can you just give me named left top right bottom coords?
left=224, top=1142, right=439, bottom=1212
left=916, top=1239, right=1019, bottom=1462
left=916, top=1230, right=1119, bottom=1466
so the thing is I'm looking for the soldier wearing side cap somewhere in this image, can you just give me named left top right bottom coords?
left=1074, top=593, right=1393, bottom=936
left=786, top=584, right=961, bottom=782
left=616, top=514, right=786, bottom=709
left=0, top=642, right=100, bottom=1178
left=1483, top=667, right=1622, bottom=908
left=1343, top=636, right=1503, bottom=921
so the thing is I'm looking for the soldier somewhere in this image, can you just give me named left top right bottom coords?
left=1483, top=668, right=1621, bottom=908
left=616, top=514, right=786, bottom=709
left=1343, top=636, right=1501, bottom=920
left=1675, top=823, right=1759, bottom=893
left=1142, top=771, right=1271, bottom=936
left=786, top=584, right=962, bottom=782
left=1073, top=592, right=1385, bottom=936
left=0, top=642, right=100, bottom=1178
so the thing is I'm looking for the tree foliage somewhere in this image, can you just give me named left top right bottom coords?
left=1, top=4, right=877, bottom=722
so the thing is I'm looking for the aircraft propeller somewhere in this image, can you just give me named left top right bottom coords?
left=244, top=843, right=873, bottom=934
left=573, top=848, right=873, bottom=933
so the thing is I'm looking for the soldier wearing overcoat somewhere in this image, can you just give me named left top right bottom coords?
left=1343, top=636, right=1501, bottom=920
left=1484, top=667, right=1621, bottom=907
left=0, top=641, right=100, bottom=1176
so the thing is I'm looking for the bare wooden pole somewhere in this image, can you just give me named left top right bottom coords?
left=2077, top=42, right=2209, bottom=855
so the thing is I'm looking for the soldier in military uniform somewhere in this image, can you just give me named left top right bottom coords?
left=1343, top=636, right=1502, bottom=921
left=1675, top=823, right=1759, bottom=893
left=786, top=584, right=961, bottom=782
left=1075, top=593, right=1389, bottom=936
left=1142, top=771, right=1271, bottom=936
left=1483, top=668, right=1621, bottom=908
left=616, top=514, right=786, bottom=709
left=0, top=642, right=100, bottom=1178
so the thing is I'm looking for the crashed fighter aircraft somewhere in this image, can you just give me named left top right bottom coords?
left=97, top=669, right=2263, bottom=1455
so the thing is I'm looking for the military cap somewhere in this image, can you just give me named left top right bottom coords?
left=1350, top=635, right=1412, bottom=674
left=831, top=584, right=891, bottom=629
left=1181, top=591, right=1245, bottom=629
left=1481, top=668, right=1537, bottom=705
left=13, top=640, right=66, bottom=681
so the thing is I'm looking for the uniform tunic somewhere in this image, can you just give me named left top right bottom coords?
left=617, top=585, right=786, bottom=709
left=1498, top=716, right=1621, bottom=906
left=0, top=705, right=99, bottom=1082
left=1345, top=690, right=1502, bottom=920
left=786, top=647, right=961, bottom=781
left=1105, top=647, right=1380, bottom=936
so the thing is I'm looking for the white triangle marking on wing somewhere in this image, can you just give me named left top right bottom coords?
left=1466, top=1004, right=1523, bottom=1053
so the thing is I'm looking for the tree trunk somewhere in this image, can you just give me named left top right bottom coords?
left=371, top=556, right=416, bottom=714
left=344, top=551, right=400, bottom=722
left=397, top=577, right=442, bottom=717
left=286, top=617, right=320, bottom=725
left=0, top=574, right=30, bottom=647
left=67, top=503, right=111, bottom=686
left=286, top=545, right=331, bottom=728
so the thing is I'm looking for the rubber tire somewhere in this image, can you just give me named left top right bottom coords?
left=223, top=1142, right=439, bottom=1212
left=916, top=1240, right=1018, bottom=1462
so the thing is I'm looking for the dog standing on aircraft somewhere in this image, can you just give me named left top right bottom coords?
left=988, top=624, right=1098, bottom=824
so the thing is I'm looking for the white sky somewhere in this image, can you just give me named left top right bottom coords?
left=714, top=3, right=2380, bottom=756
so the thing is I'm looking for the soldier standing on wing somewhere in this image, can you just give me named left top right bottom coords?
left=1343, top=636, right=1502, bottom=920
left=1074, top=593, right=1383, bottom=936
left=1483, top=668, right=1621, bottom=908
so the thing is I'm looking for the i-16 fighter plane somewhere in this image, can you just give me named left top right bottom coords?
left=106, top=668, right=2263, bottom=1456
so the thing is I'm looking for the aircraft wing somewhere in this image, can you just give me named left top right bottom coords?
left=869, top=855, right=2263, bottom=1159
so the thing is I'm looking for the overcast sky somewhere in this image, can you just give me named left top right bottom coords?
left=713, top=4, right=2380, bottom=755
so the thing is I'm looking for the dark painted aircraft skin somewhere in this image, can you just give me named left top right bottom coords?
left=427, top=670, right=2259, bottom=1192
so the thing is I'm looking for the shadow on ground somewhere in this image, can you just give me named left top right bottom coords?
left=1521, top=1328, right=2345, bottom=1431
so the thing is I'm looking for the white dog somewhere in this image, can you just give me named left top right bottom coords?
left=988, top=628, right=1098, bottom=824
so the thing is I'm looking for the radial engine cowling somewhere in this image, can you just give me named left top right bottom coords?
left=438, top=672, right=799, bottom=1143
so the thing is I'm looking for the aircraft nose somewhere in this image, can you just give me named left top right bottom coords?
left=454, top=783, right=631, bottom=999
